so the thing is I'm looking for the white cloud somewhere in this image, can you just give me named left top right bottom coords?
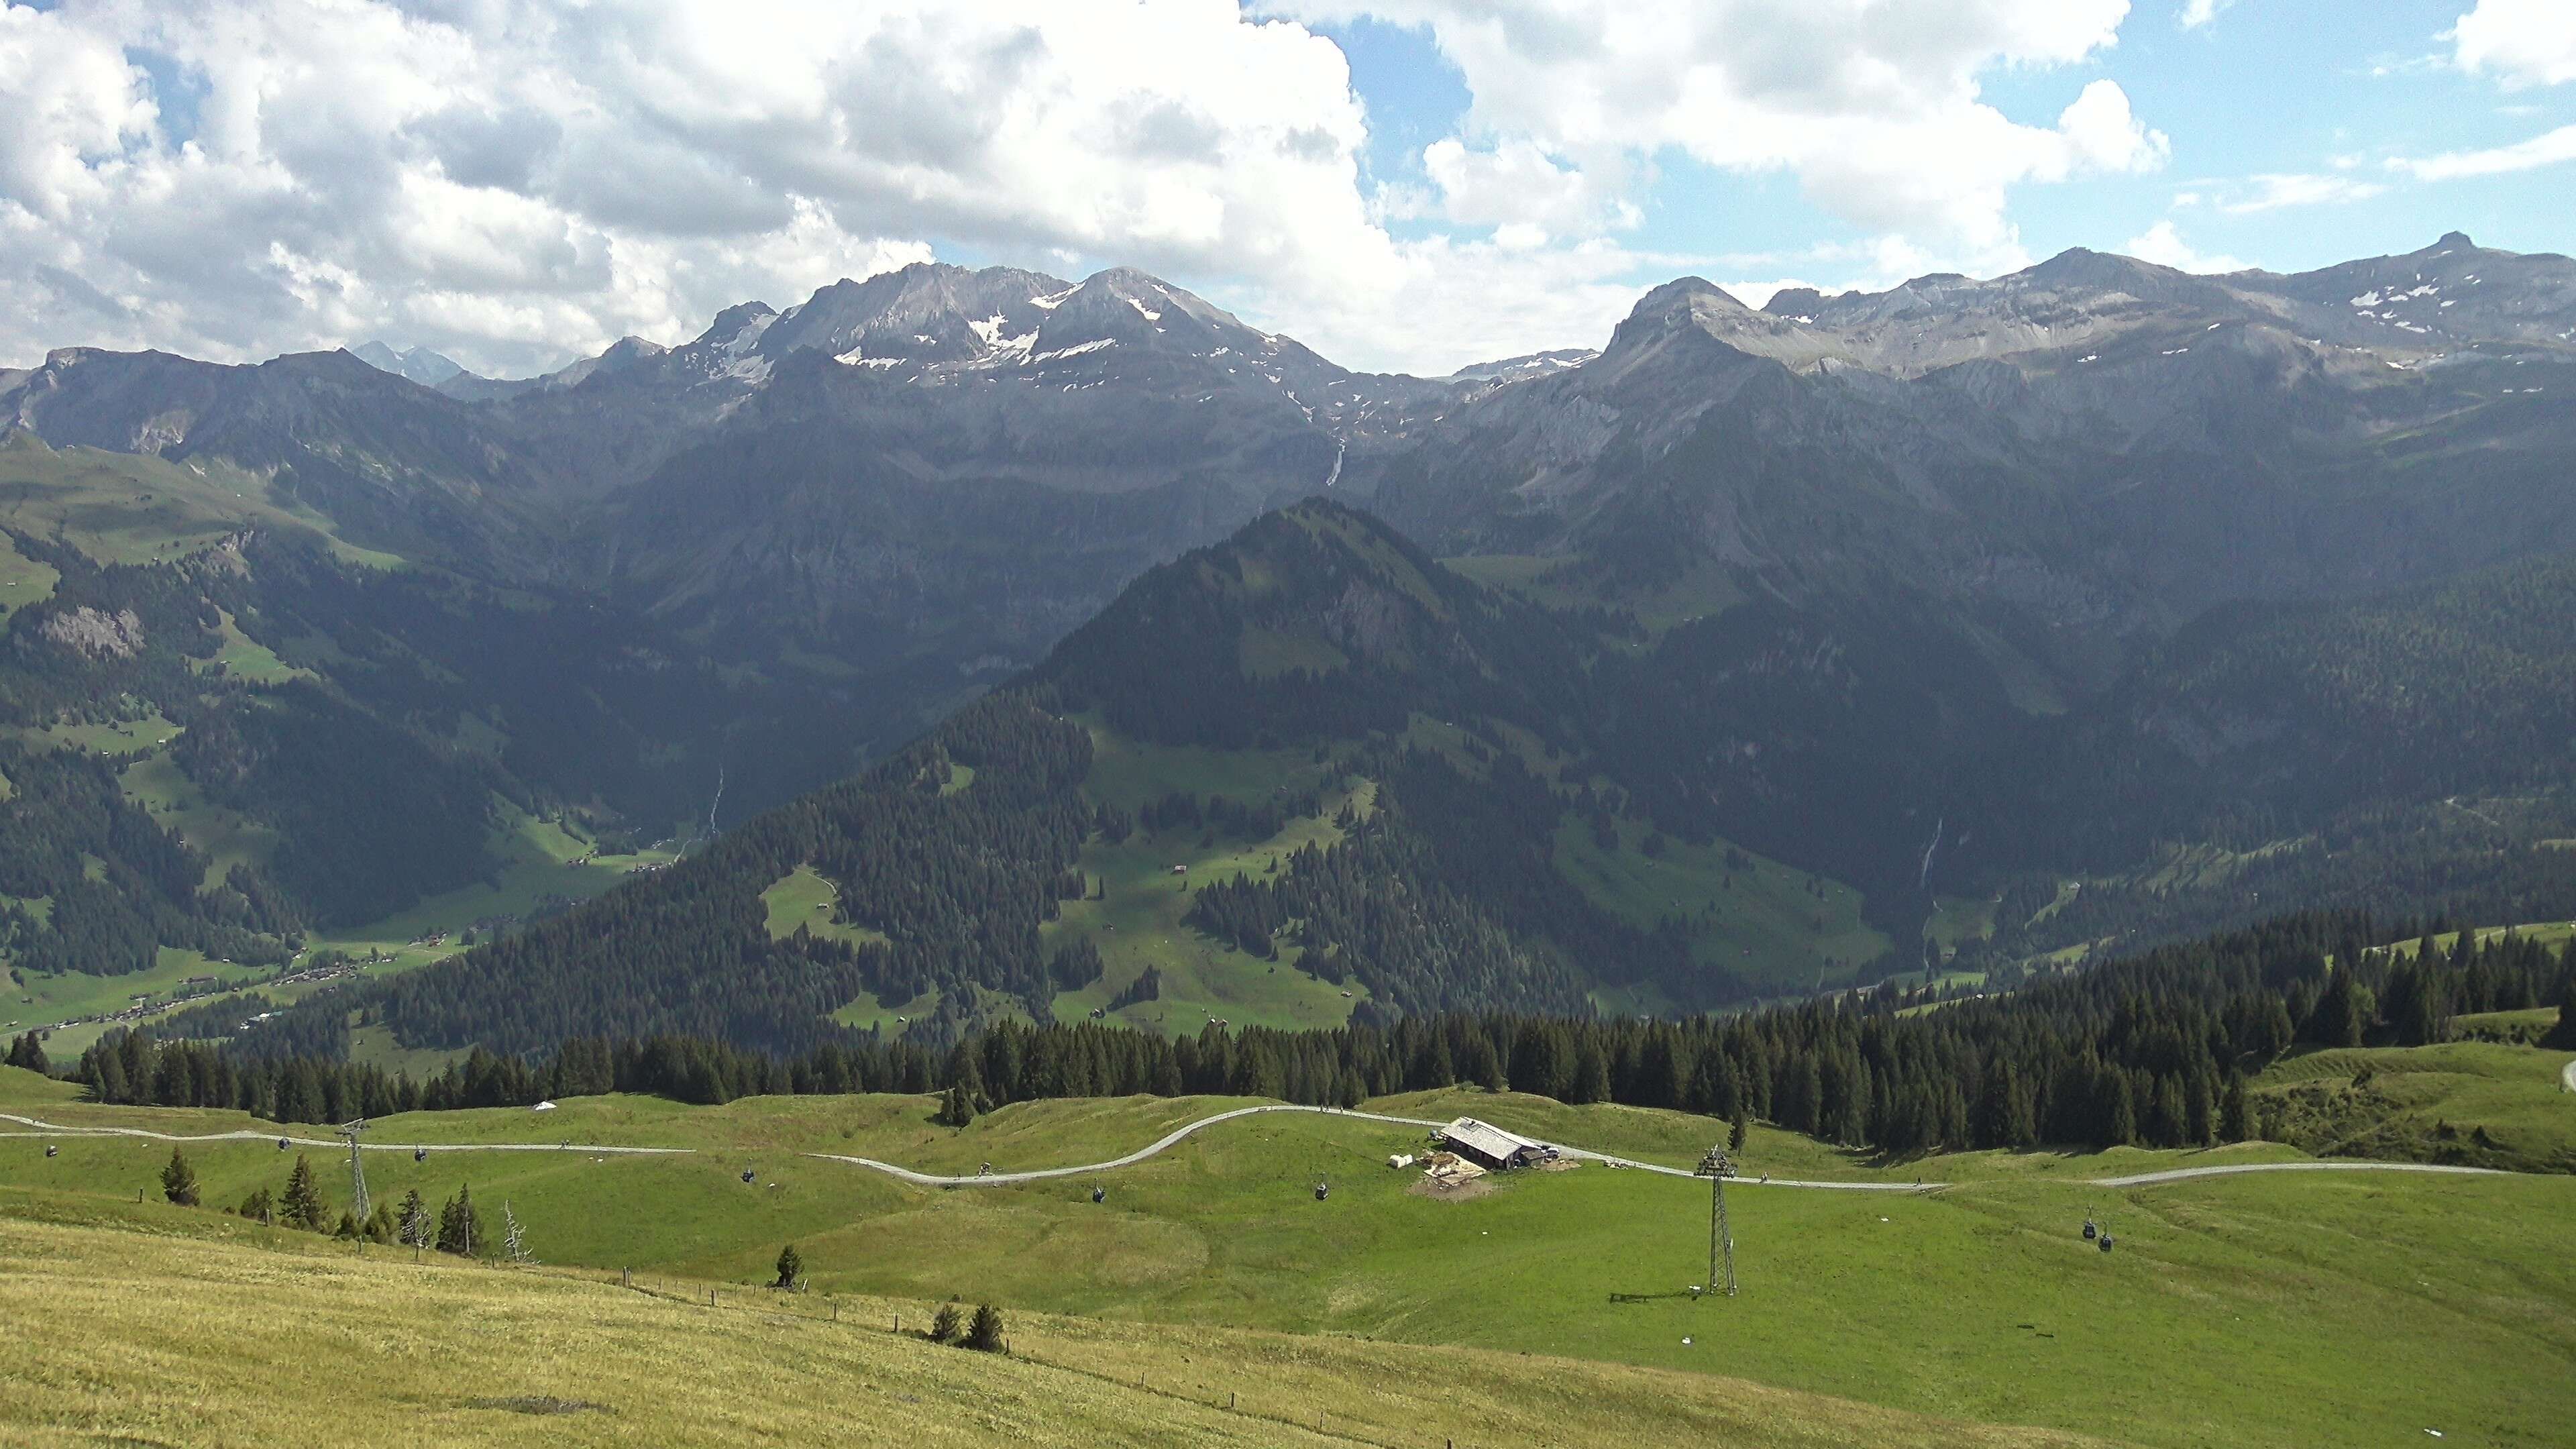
left=2449, top=0, right=2576, bottom=89
left=1409, top=138, right=1641, bottom=238
left=2217, top=172, right=2390, bottom=212
left=0, top=0, right=2182, bottom=379
left=2122, top=220, right=2249, bottom=273
left=1281, top=0, right=2163, bottom=270
left=0, top=0, right=1402, bottom=375
left=2388, top=123, right=2576, bottom=180
left=2178, top=0, right=2235, bottom=30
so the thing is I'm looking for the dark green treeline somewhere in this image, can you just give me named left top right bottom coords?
left=70, top=909, right=2573, bottom=1159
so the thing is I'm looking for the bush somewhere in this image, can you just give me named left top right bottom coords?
left=964, top=1303, right=1005, bottom=1353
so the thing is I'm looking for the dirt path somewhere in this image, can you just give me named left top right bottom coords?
left=1, top=1104, right=2537, bottom=1191
left=0, top=1112, right=691, bottom=1155
left=800, top=1104, right=2514, bottom=1193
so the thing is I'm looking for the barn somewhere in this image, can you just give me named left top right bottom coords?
left=1438, top=1117, right=1554, bottom=1171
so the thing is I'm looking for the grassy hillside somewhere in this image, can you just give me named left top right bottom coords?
left=0, top=429, right=861, bottom=1028
left=0, top=1207, right=2108, bottom=1449
left=7, top=1072, right=2571, bottom=1448
left=19, top=804, right=683, bottom=1061
left=2253, top=1040, right=2576, bottom=1171
left=0, top=431, right=400, bottom=570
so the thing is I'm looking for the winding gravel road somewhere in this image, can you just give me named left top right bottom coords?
left=2, top=1103, right=2539, bottom=1192
left=800, top=1103, right=2516, bottom=1193
left=0, top=1112, right=690, bottom=1155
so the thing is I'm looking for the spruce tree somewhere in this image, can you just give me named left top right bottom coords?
left=435, top=1186, right=486, bottom=1257
left=397, top=1189, right=432, bottom=1258
left=1572, top=1043, right=1612, bottom=1105
left=5, top=1031, right=48, bottom=1074
left=774, top=1242, right=804, bottom=1289
left=2219, top=1077, right=2253, bottom=1143
left=2002, top=1065, right=2038, bottom=1150
left=2103, top=1073, right=2137, bottom=1148
left=965, top=1303, right=1006, bottom=1353
left=2542, top=971, right=2576, bottom=1051
left=160, top=1146, right=199, bottom=1208
left=280, top=1153, right=327, bottom=1231
left=1727, top=1104, right=1748, bottom=1155
left=928, top=1301, right=964, bottom=1344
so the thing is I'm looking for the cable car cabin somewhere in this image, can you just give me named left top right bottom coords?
left=44, top=1144, right=57, bottom=1159
left=741, top=1169, right=757, bottom=1183
left=276, top=1137, right=289, bottom=1150
left=2098, top=1234, right=2115, bottom=1254
left=2082, top=1218, right=2097, bottom=1240
left=1437, top=1117, right=1555, bottom=1172
left=1314, top=1179, right=1330, bottom=1201
left=415, top=1147, right=427, bottom=1163
left=1091, top=1185, right=1106, bottom=1203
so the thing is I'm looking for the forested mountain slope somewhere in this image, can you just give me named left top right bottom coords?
left=10, top=237, right=2576, bottom=1059
left=197, top=498, right=2576, bottom=1063
left=0, top=436, right=861, bottom=990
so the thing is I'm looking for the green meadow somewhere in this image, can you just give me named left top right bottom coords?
left=0, top=1201, right=2114, bottom=1449
left=5, top=1064, right=2571, bottom=1448
left=0, top=431, right=400, bottom=570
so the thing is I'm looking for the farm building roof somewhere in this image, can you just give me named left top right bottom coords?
left=1440, top=1116, right=1547, bottom=1169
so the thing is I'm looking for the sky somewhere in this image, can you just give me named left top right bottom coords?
left=2, top=0, right=2571, bottom=378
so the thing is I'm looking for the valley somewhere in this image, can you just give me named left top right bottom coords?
left=9, top=238, right=2576, bottom=1063
left=11, top=7, right=2576, bottom=1444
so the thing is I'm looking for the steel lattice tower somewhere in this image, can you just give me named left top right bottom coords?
left=339, top=1119, right=370, bottom=1223
left=1695, top=1146, right=1737, bottom=1297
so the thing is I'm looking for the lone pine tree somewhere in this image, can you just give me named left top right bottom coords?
left=773, top=1243, right=803, bottom=1289
left=280, top=1153, right=328, bottom=1231
left=398, top=1189, right=432, bottom=1258
left=159, top=1146, right=199, bottom=1208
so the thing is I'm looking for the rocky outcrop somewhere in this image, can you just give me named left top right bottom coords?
left=39, top=605, right=146, bottom=658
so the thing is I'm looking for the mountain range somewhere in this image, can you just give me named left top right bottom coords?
left=5, top=233, right=2574, bottom=1059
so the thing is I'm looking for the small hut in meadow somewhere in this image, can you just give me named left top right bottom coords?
left=1438, top=1117, right=1552, bottom=1171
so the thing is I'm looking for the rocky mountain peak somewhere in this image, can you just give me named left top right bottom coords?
left=351, top=341, right=469, bottom=387
left=695, top=301, right=778, bottom=347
